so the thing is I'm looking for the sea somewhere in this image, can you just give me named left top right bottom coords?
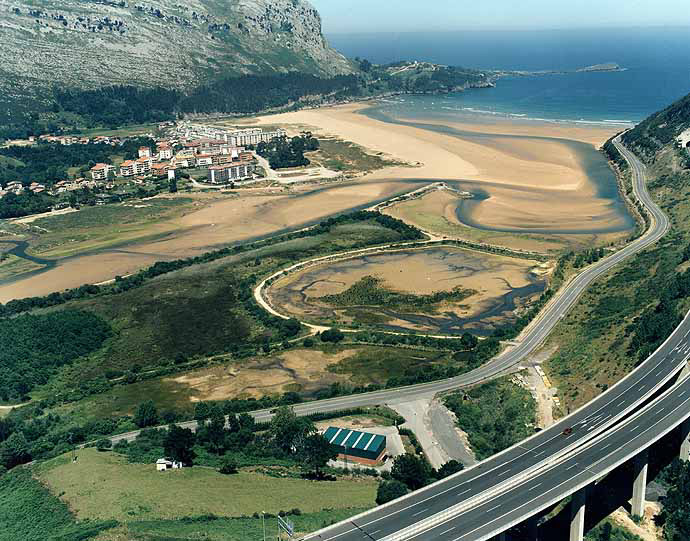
left=327, top=27, right=690, bottom=125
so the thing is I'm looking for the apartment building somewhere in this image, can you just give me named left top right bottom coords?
left=207, top=161, right=252, bottom=184
left=90, top=163, right=115, bottom=181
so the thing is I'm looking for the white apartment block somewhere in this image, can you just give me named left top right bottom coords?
left=90, top=163, right=115, bottom=181
left=208, top=162, right=252, bottom=184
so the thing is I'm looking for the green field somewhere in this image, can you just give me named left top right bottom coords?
left=28, top=196, right=198, bottom=258
left=313, top=138, right=404, bottom=173
left=544, top=143, right=690, bottom=411
left=36, top=449, right=376, bottom=522
left=25, top=217, right=423, bottom=406
left=0, top=468, right=115, bottom=541
left=99, top=508, right=370, bottom=541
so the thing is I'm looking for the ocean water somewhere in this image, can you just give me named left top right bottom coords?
left=328, top=27, right=690, bottom=123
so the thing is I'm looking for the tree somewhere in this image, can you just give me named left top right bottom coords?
left=0, top=432, right=31, bottom=469
left=320, top=328, right=344, bottom=343
left=301, top=434, right=337, bottom=477
left=268, top=406, right=315, bottom=456
left=435, top=459, right=464, bottom=480
left=376, top=479, right=408, bottom=505
left=656, top=459, right=690, bottom=540
left=391, top=453, right=433, bottom=490
left=219, top=456, right=238, bottom=475
left=134, top=400, right=159, bottom=428
left=194, top=402, right=211, bottom=423
left=96, top=438, right=112, bottom=452
left=164, top=424, right=196, bottom=465
left=199, top=404, right=227, bottom=454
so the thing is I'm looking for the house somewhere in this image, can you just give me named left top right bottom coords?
left=134, top=157, right=152, bottom=175
left=157, top=142, right=173, bottom=160
left=156, top=458, right=183, bottom=471
left=138, top=146, right=152, bottom=159
left=677, top=128, right=690, bottom=149
left=195, top=153, right=214, bottom=167
left=151, top=162, right=170, bottom=177
left=90, top=163, right=115, bottom=181
left=207, top=161, right=252, bottom=184
left=119, top=160, right=136, bottom=177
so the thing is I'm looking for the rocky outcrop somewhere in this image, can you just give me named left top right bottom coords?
left=0, top=0, right=352, bottom=105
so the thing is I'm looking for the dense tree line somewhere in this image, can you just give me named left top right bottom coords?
left=444, top=380, right=536, bottom=460
left=120, top=405, right=337, bottom=478
left=256, top=133, right=319, bottom=169
left=0, top=310, right=111, bottom=402
left=0, top=137, right=155, bottom=187
left=622, top=91, right=690, bottom=161
left=0, top=191, right=53, bottom=218
left=0, top=211, right=422, bottom=318
left=50, top=74, right=362, bottom=128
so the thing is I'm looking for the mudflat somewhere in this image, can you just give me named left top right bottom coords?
left=0, top=101, right=631, bottom=302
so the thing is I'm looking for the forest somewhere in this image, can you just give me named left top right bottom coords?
left=0, top=310, right=111, bottom=402
left=0, top=137, right=155, bottom=187
left=255, top=133, right=319, bottom=169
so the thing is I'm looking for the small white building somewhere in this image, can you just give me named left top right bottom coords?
left=156, top=458, right=183, bottom=471
left=677, top=128, right=690, bottom=149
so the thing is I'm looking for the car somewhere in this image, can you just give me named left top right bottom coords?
left=562, top=427, right=573, bottom=436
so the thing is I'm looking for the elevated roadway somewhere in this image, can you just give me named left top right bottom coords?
left=299, top=137, right=679, bottom=540
left=392, top=374, right=690, bottom=541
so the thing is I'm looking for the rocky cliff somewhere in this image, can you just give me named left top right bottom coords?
left=0, top=0, right=352, bottom=108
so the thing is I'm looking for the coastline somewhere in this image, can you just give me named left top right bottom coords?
left=0, top=101, right=634, bottom=302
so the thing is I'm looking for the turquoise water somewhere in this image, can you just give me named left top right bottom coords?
left=329, top=27, right=690, bottom=123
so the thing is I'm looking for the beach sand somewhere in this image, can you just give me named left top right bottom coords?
left=0, top=102, right=630, bottom=301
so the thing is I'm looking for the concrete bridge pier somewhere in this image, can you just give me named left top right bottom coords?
left=631, top=449, right=649, bottom=518
left=526, top=516, right=539, bottom=540
left=569, top=487, right=586, bottom=541
left=680, top=419, right=690, bottom=461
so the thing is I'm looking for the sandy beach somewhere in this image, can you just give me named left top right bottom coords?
left=0, top=101, right=630, bottom=302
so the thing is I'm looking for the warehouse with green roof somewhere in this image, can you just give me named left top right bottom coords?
left=323, top=426, right=387, bottom=465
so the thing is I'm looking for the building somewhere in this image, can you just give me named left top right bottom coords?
left=207, top=161, right=252, bottom=184
left=322, top=427, right=387, bottom=465
left=138, top=146, right=152, bottom=159
left=119, top=160, right=136, bottom=177
left=195, top=154, right=214, bottom=167
left=90, top=163, right=115, bottom=181
left=677, top=128, right=690, bottom=149
left=134, top=157, right=152, bottom=175
left=157, top=142, right=173, bottom=160
left=151, top=162, right=170, bottom=177
left=156, top=458, right=182, bottom=471
left=227, top=128, right=286, bottom=147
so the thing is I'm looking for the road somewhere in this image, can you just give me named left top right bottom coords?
left=399, top=374, right=690, bottom=541
left=104, top=137, right=677, bottom=539
left=297, top=136, right=678, bottom=540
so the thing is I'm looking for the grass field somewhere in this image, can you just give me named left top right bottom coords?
left=29, top=196, right=199, bottom=258
left=28, top=218, right=420, bottom=407
left=0, top=468, right=115, bottom=541
left=96, top=508, right=371, bottom=541
left=0, top=254, right=44, bottom=281
left=311, top=138, right=404, bottom=173
left=36, top=449, right=376, bottom=522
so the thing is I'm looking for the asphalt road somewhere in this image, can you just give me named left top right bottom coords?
left=402, top=375, right=690, bottom=541
left=298, top=137, right=677, bottom=540
left=303, top=313, right=690, bottom=541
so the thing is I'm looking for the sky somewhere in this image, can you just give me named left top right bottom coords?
left=309, top=0, right=690, bottom=33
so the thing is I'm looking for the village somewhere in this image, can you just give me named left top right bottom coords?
left=0, top=125, right=288, bottom=202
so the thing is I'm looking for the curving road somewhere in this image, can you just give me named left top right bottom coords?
left=297, top=136, right=677, bottom=540
left=105, top=137, right=677, bottom=541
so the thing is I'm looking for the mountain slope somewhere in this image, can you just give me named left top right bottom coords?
left=0, top=0, right=352, bottom=111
